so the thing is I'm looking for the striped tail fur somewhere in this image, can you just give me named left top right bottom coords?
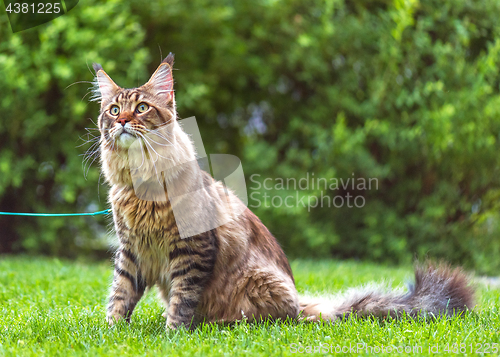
left=299, top=263, right=475, bottom=321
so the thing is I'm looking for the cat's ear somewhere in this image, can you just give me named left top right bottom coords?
left=145, top=53, right=174, bottom=102
left=92, top=63, right=120, bottom=103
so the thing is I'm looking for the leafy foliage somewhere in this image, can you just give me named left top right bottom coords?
left=0, top=0, right=149, bottom=254
left=1, top=0, right=500, bottom=273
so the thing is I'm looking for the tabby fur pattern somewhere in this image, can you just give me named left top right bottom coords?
left=92, top=54, right=474, bottom=330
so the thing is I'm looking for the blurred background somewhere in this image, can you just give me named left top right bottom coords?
left=1, top=0, right=499, bottom=274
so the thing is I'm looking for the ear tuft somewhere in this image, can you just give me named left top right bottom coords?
left=92, top=63, right=103, bottom=73
left=92, top=65, right=120, bottom=103
left=146, top=56, right=174, bottom=102
left=162, top=53, right=175, bottom=67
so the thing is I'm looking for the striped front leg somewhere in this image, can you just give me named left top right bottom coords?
left=165, top=232, right=217, bottom=330
left=107, top=246, right=146, bottom=325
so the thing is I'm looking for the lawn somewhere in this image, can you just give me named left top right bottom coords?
left=0, top=257, right=498, bottom=356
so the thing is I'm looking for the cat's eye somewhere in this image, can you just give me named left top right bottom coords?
left=136, top=103, right=149, bottom=114
left=110, top=105, right=120, bottom=116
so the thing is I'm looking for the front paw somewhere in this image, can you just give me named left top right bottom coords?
left=166, top=318, right=192, bottom=331
left=165, top=319, right=181, bottom=330
left=106, top=313, right=123, bottom=326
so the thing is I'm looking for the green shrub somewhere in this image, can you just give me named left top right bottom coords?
left=0, top=0, right=149, bottom=255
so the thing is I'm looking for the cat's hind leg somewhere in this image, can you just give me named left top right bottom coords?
left=241, top=269, right=300, bottom=322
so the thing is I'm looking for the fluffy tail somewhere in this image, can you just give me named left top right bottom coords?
left=300, top=263, right=475, bottom=321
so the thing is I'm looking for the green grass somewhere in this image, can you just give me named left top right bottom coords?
left=0, top=257, right=498, bottom=356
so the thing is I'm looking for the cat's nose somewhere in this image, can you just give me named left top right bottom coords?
left=118, top=118, right=129, bottom=126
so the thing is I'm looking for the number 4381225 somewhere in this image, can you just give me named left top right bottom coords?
left=5, top=3, right=61, bottom=14
left=444, top=343, right=498, bottom=354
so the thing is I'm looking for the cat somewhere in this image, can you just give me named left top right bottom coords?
left=92, top=53, right=474, bottom=330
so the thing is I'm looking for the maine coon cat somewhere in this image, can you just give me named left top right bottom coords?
left=92, top=53, right=474, bottom=330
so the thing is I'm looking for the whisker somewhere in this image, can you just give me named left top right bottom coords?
left=80, top=143, right=99, bottom=156
left=82, top=147, right=100, bottom=161
left=137, top=134, right=163, bottom=185
left=144, top=126, right=174, bottom=139
left=137, top=138, right=146, bottom=170
left=138, top=132, right=176, bottom=186
left=85, top=147, right=102, bottom=179
left=78, top=136, right=100, bottom=148
left=85, top=60, right=95, bottom=77
left=65, top=80, right=93, bottom=90
left=140, top=131, right=173, bottom=147
left=87, top=117, right=100, bottom=128
left=82, top=141, right=101, bottom=176
left=138, top=133, right=173, bottom=162
left=142, top=122, right=175, bottom=146
left=82, top=91, right=93, bottom=101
